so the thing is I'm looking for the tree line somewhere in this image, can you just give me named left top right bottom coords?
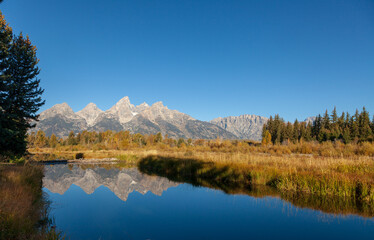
left=262, top=107, right=374, bottom=145
left=0, top=11, right=44, bottom=159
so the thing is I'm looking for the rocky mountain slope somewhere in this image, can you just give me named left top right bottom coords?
left=210, top=115, right=268, bottom=141
left=36, top=103, right=87, bottom=137
left=33, top=96, right=237, bottom=139
left=76, top=103, right=103, bottom=127
left=43, top=165, right=178, bottom=201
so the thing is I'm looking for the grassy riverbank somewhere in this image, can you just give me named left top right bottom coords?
left=0, top=165, right=63, bottom=240
left=138, top=154, right=374, bottom=203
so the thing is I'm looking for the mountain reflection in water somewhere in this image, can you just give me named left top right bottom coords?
left=43, top=164, right=179, bottom=201
left=43, top=163, right=374, bottom=218
left=42, top=164, right=374, bottom=240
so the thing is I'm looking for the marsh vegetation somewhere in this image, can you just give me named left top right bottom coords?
left=0, top=165, right=63, bottom=240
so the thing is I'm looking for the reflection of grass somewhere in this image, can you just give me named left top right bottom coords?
left=138, top=156, right=252, bottom=194
left=0, top=165, right=63, bottom=239
left=138, top=155, right=374, bottom=211
left=279, top=190, right=374, bottom=218
left=74, top=160, right=137, bottom=170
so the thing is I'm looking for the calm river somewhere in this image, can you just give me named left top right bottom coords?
left=43, top=164, right=374, bottom=240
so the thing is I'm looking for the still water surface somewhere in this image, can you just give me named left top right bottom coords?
left=43, top=164, right=374, bottom=240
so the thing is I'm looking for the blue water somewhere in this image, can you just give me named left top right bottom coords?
left=43, top=165, right=374, bottom=240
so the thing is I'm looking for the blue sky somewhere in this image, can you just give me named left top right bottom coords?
left=1, top=0, right=373, bottom=121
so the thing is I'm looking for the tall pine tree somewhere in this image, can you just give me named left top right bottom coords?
left=0, top=11, right=14, bottom=156
left=0, top=17, right=44, bottom=158
left=358, top=107, right=372, bottom=141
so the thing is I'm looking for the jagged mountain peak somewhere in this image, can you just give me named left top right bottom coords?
left=110, top=96, right=135, bottom=110
left=78, top=102, right=102, bottom=112
left=40, top=102, right=76, bottom=118
left=151, top=101, right=166, bottom=109
left=134, top=102, right=150, bottom=113
left=76, top=103, right=103, bottom=127
left=52, top=102, right=72, bottom=111
left=86, top=102, right=99, bottom=108
left=105, top=96, right=136, bottom=124
left=138, top=102, right=149, bottom=107
left=117, top=96, right=130, bottom=104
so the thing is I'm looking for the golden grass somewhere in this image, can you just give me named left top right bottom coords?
left=0, top=165, right=64, bottom=240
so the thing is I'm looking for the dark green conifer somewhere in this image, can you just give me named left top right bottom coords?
left=322, top=110, right=330, bottom=130
left=350, top=115, right=359, bottom=141
left=342, top=128, right=351, bottom=144
left=312, top=115, right=322, bottom=139
left=1, top=33, right=44, bottom=156
left=0, top=11, right=13, bottom=156
left=358, top=107, right=372, bottom=141
left=304, top=122, right=312, bottom=141
left=293, top=119, right=300, bottom=142
left=284, top=122, right=293, bottom=142
left=331, top=106, right=338, bottom=124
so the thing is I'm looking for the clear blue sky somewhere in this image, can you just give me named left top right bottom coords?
left=1, top=0, right=373, bottom=121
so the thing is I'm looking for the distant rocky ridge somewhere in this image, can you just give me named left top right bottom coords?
left=33, top=97, right=319, bottom=141
left=210, top=115, right=268, bottom=141
left=33, top=96, right=274, bottom=140
left=32, top=96, right=240, bottom=139
left=43, top=165, right=178, bottom=202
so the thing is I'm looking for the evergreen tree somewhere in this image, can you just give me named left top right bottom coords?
left=329, top=107, right=340, bottom=141
left=345, top=112, right=350, bottom=130
left=292, top=119, right=300, bottom=142
left=322, top=110, right=330, bottom=130
left=342, top=127, right=351, bottom=144
left=338, top=112, right=345, bottom=130
left=261, top=123, right=267, bottom=139
left=312, top=115, right=322, bottom=139
left=1, top=33, right=44, bottom=156
left=284, top=122, right=293, bottom=142
left=358, top=107, right=372, bottom=141
left=299, top=122, right=306, bottom=141
left=0, top=11, right=13, bottom=156
left=350, top=115, right=359, bottom=141
left=331, top=106, right=338, bottom=125
left=304, top=122, right=312, bottom=141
